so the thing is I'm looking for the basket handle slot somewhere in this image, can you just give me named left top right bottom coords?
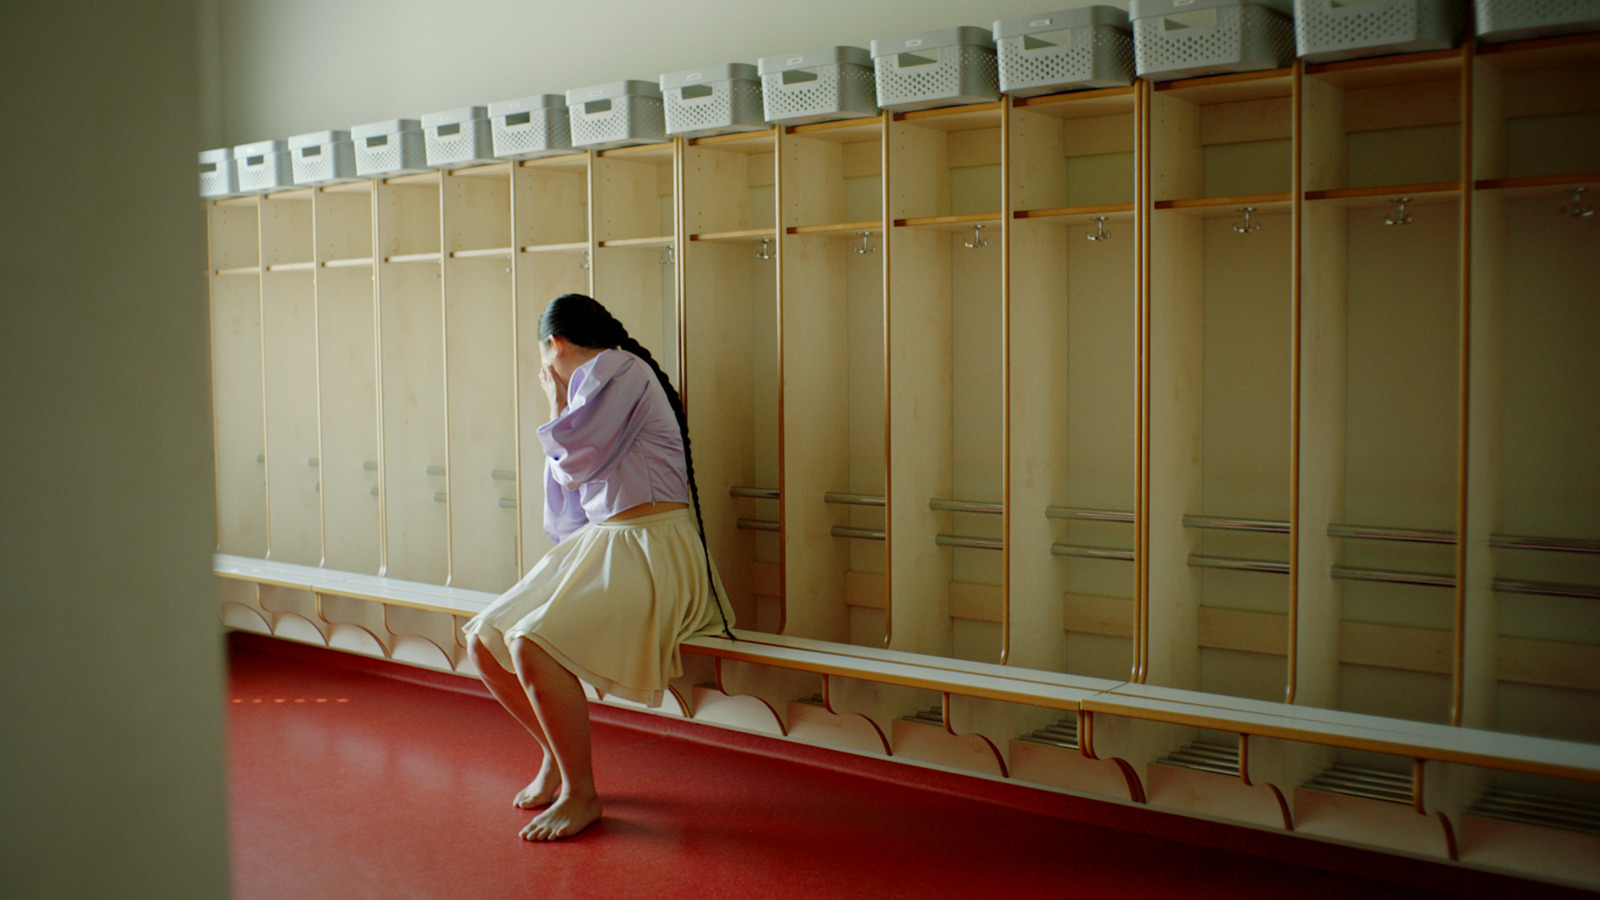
left=366, top=135, right=389, bottom=148
left=436, top=123, right=461, bottom=137
left=1162, top=9, right=1218, bottom=32
left=584, top=98, right=613, bottom=115
left=1330, top=0, right=1386, bottom=7
left=781, top=68, right=819, bottom=85
left=679, top=84, right=714, bottom=101
left=896, top=50, right=938, bottom=69
left=200, top=162, right=217, bottom=173
left=1022, top=28, right=1077, bottom=51
left=504, top=111, right=532, bottom=128
left=246, top=155, right=264, bottom=166
left=300, top=145, right=322, bottom=158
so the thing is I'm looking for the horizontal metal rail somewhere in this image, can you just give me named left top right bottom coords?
left=1051, top=544, right=1135, bottom=561
left=1188, top=555, right=1290, bottom=574
left=936, top=533, right=1002, bottom=551
left=736, top=518, right=779, bottom=532
left=1045, top=506, right=1134, bottom=523
left=930, top=498, right=1003, bottom=514
left=1183, top=515, right=1289, bottom=534
left=1331, top=566, right=1454, bottom=588
left=1492, top=533, right=1600, bottom=555
left=1328, top=523, right=1456, bottom=544
left=824, top=492, right=885, bottom=507
left=729, top=485, right=780, bottom=500
left=830, top=526, right=885, bottom=541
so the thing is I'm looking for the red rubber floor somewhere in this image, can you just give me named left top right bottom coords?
left=226, top=635, right=1583, bottom=899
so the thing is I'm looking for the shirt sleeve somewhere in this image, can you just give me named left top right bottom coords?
left=542, top=457, right=588, bottom=544
left=536, top=359, right=651, bottom=489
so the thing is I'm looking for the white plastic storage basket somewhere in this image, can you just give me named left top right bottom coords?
left=488, top=95, right=572, bottom=159
left=758, top=46, right=879, bottom=126
left=871, top=26, right=1000, bottom=112
left=1295, top=0, right=1466, bottom=63
left=994, top=6, right=1135, bottom=97
left=199, top=147, right=238, bottom=198
left=288, top=130, right=357, bottom=186
left=351, top=119, right=429, bottom=177
left=1130, top=0, right=1296, bottom=82
left=1475, top=0, right=1600, bottom=43
left=422, top=106, right=495, bottom=168
left=566, top=80, right=667, bottom=150
left=234, top=139, right=293, bottom=193
left=662, top=63, right=767, bottom=138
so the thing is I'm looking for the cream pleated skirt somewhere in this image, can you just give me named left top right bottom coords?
left=461, top=508, right=734, bottom=707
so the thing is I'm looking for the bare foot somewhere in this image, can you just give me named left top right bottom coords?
left=519, top=792, right=602, bottom=841
left=513, top=761, right=562, bottom=809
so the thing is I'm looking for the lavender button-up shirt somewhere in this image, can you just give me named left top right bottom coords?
left=537, top=349, right=689, bottom=544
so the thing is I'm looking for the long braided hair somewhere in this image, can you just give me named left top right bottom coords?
left=538, top=293, right=734, bottom=639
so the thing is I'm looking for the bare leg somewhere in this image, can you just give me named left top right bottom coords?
left=465, top=636, right=561, bottom=808
left=510, top=637, right=602, bottom=841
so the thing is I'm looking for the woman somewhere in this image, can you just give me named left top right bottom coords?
left=462, top=293, right=735, bottom=842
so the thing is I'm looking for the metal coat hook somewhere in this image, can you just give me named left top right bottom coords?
left=853, top=231, right=877, bottom=254
left=964, top=223, right=988, bottom=248
left=580, top=249, right=590, bottom=270
left=756, top=237, right=773, bottom=260
left=1232, top=207, right=1260, bottom=234
left=660, top=244, right=675, bottom=266
left=1384, top=197, right=1413, bottom=226
left=1562, top=187, right=1594, bottom=218
left=1086, top=216, right=1110, bottom=242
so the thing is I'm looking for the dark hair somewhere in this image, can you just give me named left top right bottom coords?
left=539, top=293, right=733, bottom=639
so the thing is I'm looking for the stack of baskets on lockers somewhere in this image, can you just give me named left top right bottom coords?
left=287, top=130, right=357, bottom=186
left=1474, top=0, right=1600, bottom=42
left=1294, top=0, right=1466, bottom=63
left=566, top=81, right=666, bottom=150
left=661, top=63, right=768, bottom=138
left=758, top=47, right=879, bottom=125
left=994, top=7, right=1135, bottom=97
left=1129, top=0, right=1296, bottom=81
left=421, top=106, right=496, bottom=168
left=871, top=26, right=1000, bottom=112
left=487, top=95, right=572, bottom=159
left=351, top=119, right=430, bottom=177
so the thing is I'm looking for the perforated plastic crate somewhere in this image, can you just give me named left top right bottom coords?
left=566, top=80, right=667, bottom=150
left=488, top=95, right=573, bottom=159
left=234, top=139, right=293, bottom=193
left=995, top=6, right=1135, bottom=97
left=871, top=26, right=1000, bottom=112
left=758, top=46, right=879, bottom=125
left=352, top=119, right=429, bottom=177
left=1475, top=0, right=1600, bottom=43
left=288, top=130, right=358, bottom=186
left=662, top=63, right=767, bottom=138
left=422, top=106, right=495, bottom=168
left=199, top=147, right=238, bottom=198
left=1131, top=0, right=1295, bottom=82
left=1295, top=0, right=1466, bottom=62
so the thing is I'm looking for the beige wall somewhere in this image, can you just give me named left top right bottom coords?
left=0, top=3, right=231, bottom=898
left=216, top=0, right=1118, bottom=146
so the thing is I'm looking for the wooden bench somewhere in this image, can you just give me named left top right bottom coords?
left=214, top=553, right=1600, bottom=868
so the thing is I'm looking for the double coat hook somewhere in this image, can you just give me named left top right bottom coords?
left=853, top=231, right=877, bottom=255
left=1232, top=207, right=1260, bottom=234
left=755, top=237, right=774, bottom=260
left=1563, top=187, right=1594, bottom=218
left=963, top=223, right=988, bottom=249
left=1385, top=197, right=1413, bottom=226
left=1086, top=216, right=1110, bottom=242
